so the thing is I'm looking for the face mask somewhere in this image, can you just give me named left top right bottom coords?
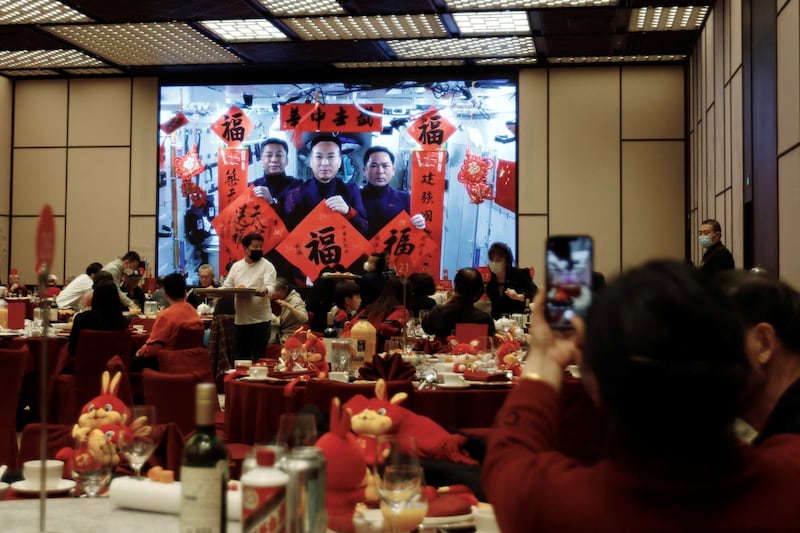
left=249, top=250, right=263, bottom=261
left=123, top=268, right=134, bottom=276
left=699, top=236, right=713, bottom=249
left=363, top=261, right=374, bottom=272
left=489, top=261, right=505, bottom=275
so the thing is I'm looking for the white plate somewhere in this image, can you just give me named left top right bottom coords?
left=423, top=512, right=474, bottom=526
left=436, top=382, right=470, bottom=389
left=238, top=375, right=286, bottom=383
left=12, top=479, right=76, bottom=495
left=0, top=329, right=21, bottom=338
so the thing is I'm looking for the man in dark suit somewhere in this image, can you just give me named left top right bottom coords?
left=281, top=133, right=368, bottom=235
left=360, top=146, right=426, bottom=238
left=699, top=218, right=735, bottom=276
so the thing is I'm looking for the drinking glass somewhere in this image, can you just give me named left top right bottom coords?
left=72, top=439, right=112, bottom=497
left=331, top=338, right=353, bottom=373
left=122, top=405, right=158, bottom=478
left=275, top=413, right=318, bottom=451
left=375, top=435, right=427, bottom=533
left=475, top=336, right=497, bottom=371
left=383, top=339, right=401, bottom=355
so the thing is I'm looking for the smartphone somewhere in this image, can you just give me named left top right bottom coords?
left=545, top=235, right=594, bottom=329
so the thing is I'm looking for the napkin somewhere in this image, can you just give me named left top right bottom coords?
left=462, top=370, right=508, bottom=382
left=109, top=477, right=241, bottom=520
left=358, top=352, right=416, bottom=381
left=423, top=485, right=479, bottom=517
left=268, top=369, right=316, bottom=379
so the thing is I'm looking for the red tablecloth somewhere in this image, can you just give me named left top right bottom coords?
left=224, top=373, right=609, bottom=464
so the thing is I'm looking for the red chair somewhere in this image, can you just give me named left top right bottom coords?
left=106, top=354, right=134, bottom=407
left=0, top=345, right=30, bottom=467
left=55, top=329, right=132, bottom=424
left=173, top=321, right=207, bottom=349
left=142, top=369, right=199, bottom=437
left=16, top=423, right=74, bottom=470
left=158, top=346, right=215, bottom=384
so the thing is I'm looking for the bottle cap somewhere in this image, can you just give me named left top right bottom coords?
left=256, top=448, right=276, bottom=467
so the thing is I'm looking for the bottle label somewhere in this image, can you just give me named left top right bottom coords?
left=180, top=461, right=227, bottom=533
left=242, top=485, right=286, bottom=533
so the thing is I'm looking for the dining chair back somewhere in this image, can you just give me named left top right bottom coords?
left=16, top=422, right=74, bottom=468
left=158, top=346, right=215, bottom=384
left=142, top=368, right=199, bottom=437
left=0, top=345, right=30, bottom=468
left=173, top=321, right=207, bottom=349
left=453, top=323, right=489, bottom=343
left=59, top=329, right=132, bottom=423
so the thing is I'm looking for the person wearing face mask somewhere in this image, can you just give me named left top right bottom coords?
left=102, top=251, right=141, bottom=310
left=485, top=242, right=537, bottom=319
left=698, top=218, right=735, bottom=277
left=222, top=232, right=277, bottom=361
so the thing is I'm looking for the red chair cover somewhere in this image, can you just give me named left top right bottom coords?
left=0, top=345, right=30, bottom=467
left=16, top=423, right=74, bottom=469
left=173, top=321, right=207, bottom=349
left=57, top=329, right=133, bottom=424
left=158, top=346, right=215, bottom=384
left=453, top=323, right=489, bottom=343
left=142, top=369, right=199, bottom=437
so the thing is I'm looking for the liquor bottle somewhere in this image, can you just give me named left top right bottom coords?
left=322, top=312, right=338, bottom=369
left=241, top=448, right=289, bottom=533
left=350, top=318, right=376, bottom=366
left=181, top=383, right=229, bottom=533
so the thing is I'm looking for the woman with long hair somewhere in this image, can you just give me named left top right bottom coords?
left=357, top=276, right=411, bottom=351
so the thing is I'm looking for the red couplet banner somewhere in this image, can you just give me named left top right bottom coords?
left=279, top=104, right=384, bottom=133
left=217, top=147, right=249, bottom=214
left=410, top=150, right=447, bottom=280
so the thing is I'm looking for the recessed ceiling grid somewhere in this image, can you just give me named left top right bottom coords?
left=43, top=22, right=242, bottom=66
left=0, top=48, right=105, bottom=69
left=389, top=36, right=536, bottom=59
left=283, top=14, right=449, bottom=40
left=0, top=0, right=90, bottom=24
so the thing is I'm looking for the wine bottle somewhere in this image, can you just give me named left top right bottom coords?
left=180, top=383, right=229, bottom=533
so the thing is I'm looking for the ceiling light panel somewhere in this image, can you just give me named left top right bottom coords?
left=200, top=19, right=289, bottom=42
left=446, top=0, right=616, bottom=9
left=389, top=36, right=535, bottom=59
left=284, top=14, right=448, bottom=40
left=475, top=56, right=537, bottom=64
left=550, top=54, right=686, bottom=63
left=257, top=0, right=345, bottom=16
left=629, top=6, right=709, bottom=31
left=0, top=68, right=59, bottom=76
left=0, top=0, right=91, bottom=24
left=452, top=11, right=530, bottom=35
left=0, top=49, right=105, bottom=68
left=334, top=59, right=465, bottom=68
left=62, top=67, right=125, bottom=75
left=43, top=23, right=241, bottom=65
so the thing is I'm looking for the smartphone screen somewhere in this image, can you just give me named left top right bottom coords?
left=545, top=235, right=594, bottom=329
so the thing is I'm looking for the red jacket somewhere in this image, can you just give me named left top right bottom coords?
left=483, top=379, right=800, bottom=533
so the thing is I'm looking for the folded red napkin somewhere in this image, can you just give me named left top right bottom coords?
left=462, top=370, right=508, bottom=382
left=422, top=485, right=479, bottom=517
left=358, top=352, right=416, bottom=381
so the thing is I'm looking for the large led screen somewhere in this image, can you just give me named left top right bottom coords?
left=157, top=79, right=518, bottom=285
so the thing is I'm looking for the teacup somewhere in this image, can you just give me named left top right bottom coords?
left=23, top=459, right=64, bottom=488
left=433, top=362, right=457, bottom=373
left=132, top=325, right=146, bottom=334
left=472, top=504, right=500, bottom=533
left=439, top=372, right=465, bottom=387
left=328, top=371, right=349, bottom=383
left=248, top=365, right=268, bottom=379
left=235, top=359, right=252, bottom=373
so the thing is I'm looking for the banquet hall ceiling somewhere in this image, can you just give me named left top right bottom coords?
left=0, top=0, right=713, bottom=80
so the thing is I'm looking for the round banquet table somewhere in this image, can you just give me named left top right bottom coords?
left=224, top=374, right=609, bottom=464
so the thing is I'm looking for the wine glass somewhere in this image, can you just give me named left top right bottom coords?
left=476, top=336, right=497, bottom=371
left=375, top=435, right=428, bottom=533
left=275, top=413, right=318, bottom=451
left=72, top=438, right=112, bottom=497
left=122, top=405, right=157, bottom=478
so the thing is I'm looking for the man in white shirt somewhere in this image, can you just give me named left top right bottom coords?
left=222, top=232, right=277, bottom=361
left=56, top=262, right=103, bottom=310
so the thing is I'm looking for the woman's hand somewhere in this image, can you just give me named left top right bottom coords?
left=521, top=291, right=585, bottom=390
